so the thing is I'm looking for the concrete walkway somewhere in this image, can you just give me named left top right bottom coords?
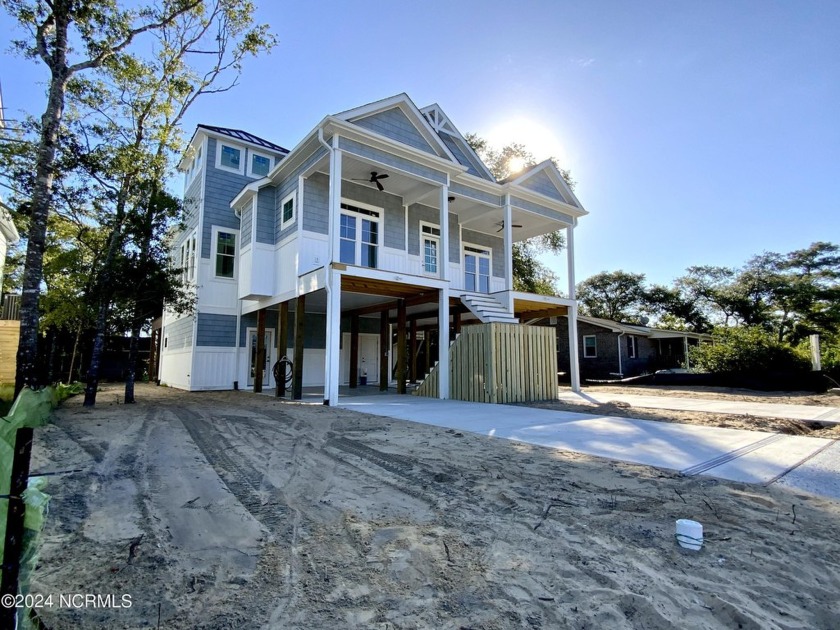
left=557, top=391, right=840, bottom=423
left=339, top=395, right=839, bottom=500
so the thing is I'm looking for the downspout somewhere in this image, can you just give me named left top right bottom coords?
left=617, top=331, right=624, bottom=378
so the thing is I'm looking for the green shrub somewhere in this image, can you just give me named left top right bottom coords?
left=688, top=326, right=811, bottom=374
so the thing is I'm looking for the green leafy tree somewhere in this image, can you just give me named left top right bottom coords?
left=1, top=0, right=204, bottom=395
left=576, top=270, right=647, bottom=322
left=464, top=133, right=574, bottom=295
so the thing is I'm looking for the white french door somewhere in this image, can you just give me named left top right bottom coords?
left=464, top=246, right=491, bottom=293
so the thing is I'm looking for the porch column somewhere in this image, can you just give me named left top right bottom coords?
left=438, top=287, right=450, bottom=399
left=379, top=310, right=389, bottom=391
left=397, top=299, right=407, bottom=394
left=349, top=314, right=359, bottom=388
left=293, top=294, right=306, bottom=400
left=277, top=301, right=289, bottom=397
left=324, top=270, right=342, bottom=405
left=328, top=139, right=342, bottom=264
left=439, top=184, right=450, bottom=282
left=503, top=195, right=514, bottom=312
left=566, top=224, right=581, bottom=392
left=409, top=319, right=418, bottom=383
left=254, top=307, right=266, bottom=393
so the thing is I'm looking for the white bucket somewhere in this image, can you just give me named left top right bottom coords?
left=675, top=519, right=703, bottom=550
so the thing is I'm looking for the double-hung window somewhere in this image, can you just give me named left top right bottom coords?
left=280, top=192, right=295, bottom=230
left=627, top=335, right=637, bottom=359
left=339, top=202, right=380, bottom=268
left=583, top=335, right=597, bottom=358
left=464, top=245, right=491, bottom=292
left=420, top=223, right=440, bottom=274
left=180, top=232, right=197, bottom=283
left=215, top=230, right=236, bottom=278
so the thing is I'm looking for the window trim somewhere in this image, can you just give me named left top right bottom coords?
left=462, top=242, right=492, bottom=293
left=280, top=190, right=296, bottom=231
left=420, top=221, right=441, bottom=275
left=212, top=226, right=239, bottom=280
left=583, top=335, right=597, bottom=358
left=339, top=199, right=382, bottom=268
left=627, top=334, right=637, bottom=359
left=248, top=150, right=274, bottom=178
left=215, top=141, right=245, bottom=175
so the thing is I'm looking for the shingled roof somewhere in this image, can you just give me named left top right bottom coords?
left=197, top=124, right=289, bottom=154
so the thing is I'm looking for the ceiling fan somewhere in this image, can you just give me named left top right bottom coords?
left=496, top=220, right=523, bottom=233
left=352, top=171, right=389, bottom=191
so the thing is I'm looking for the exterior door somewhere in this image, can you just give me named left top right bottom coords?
left=247, top=328, right=275, bottom=387
left=464, top=246, right=491, bottom=292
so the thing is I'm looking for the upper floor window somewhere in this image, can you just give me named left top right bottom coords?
left=180, top=232, right=197, bottom=283
left=249, top=151, right=273, bottom=178
left=216, top=142, right=244, bottom=174
left=214, top=229, right=237, bottom=278
left=280, top=191, right=296, bottom=230
left=583, top=335, right=597, bottom=358
left=340, top=202, right=380, bottom=268
left=420, top=222, right=440, bottom=274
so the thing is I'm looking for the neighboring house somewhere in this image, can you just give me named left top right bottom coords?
left=159, top=94, right=588, bottom=403
left=554, top=314, right=710, bottom=381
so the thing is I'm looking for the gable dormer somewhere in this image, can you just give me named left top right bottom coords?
left=335, top=94, right=457, bottom=161
left=420, top=104, right=496, bottom=182
left=506, top=160, right=582, bottom=209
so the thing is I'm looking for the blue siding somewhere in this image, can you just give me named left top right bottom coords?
left=196, top=313, right=237, bottom=347
left=353, top=107, right=436, bottom=155
left=337, top=137, right=447, bottom=184
left=449, top=212, right=460, bottom=264
left=462, top=229, right=505, bottom=278
left=278, top=146, right=329, bottom=241
left=165, top=316, right=194, bottom=350
left=239, top=310, right=326, bottom=349
left=256, top=187, right=275, bottom=244
left=201, top=138, right=251, bottom=258
left=449, top=182, right=502, bottom=207
left=341, top=180, right=405, bottom=250
left=520, top=170, right=567, bottom=203
left=510, top=195, right=574, bottom=225
left=439, top=133, right=491, bottom=180
left=303, top=173, right=329, bottom=235
left=407, top=204, right=440, bottom=256
left=183, top=173, right=202, bottom=232
left=240, top=205, right=252, bottom=245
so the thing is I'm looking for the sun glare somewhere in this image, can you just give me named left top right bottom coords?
left=507, top=156, right=527, bottom=174
left=485, top=116, right=569, bottom=166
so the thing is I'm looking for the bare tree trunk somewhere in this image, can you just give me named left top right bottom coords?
left=67, top=324, right=82, bottom=384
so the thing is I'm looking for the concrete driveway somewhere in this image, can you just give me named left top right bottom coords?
left=339, top=395, right=840, bottom=500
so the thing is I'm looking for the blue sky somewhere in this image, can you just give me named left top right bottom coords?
left=2, top=1, right=838, bottom=286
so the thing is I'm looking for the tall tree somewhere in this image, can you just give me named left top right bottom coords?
left=2, top=0, right=203, bottom=395
left=576, top=270, right=647, bottom=322
left=465, top=133, right=574, bottom=295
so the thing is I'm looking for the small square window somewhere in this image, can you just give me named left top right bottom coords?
left=219, top=144, right=242, bottom=172
left=280, top=192, right=295, bottom=230
left=251, top=153, right=271, bottom=177
left=583, top=335, right=597, bottom=358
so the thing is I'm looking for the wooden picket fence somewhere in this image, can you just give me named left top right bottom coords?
left=415, top=323, right=558, bottom=403
left=0, top=320, right=20, bottom=384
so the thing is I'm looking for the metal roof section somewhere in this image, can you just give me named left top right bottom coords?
left=196, top=124, right=289, bottom=154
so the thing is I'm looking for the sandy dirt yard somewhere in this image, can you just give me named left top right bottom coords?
left=26, top=383, right=840, bottom=629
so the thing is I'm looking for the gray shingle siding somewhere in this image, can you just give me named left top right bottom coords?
left=202, top=138, right=251, bottom=258
left=196, top=313, right=237, bottom=347
left=165, top=316, right=194, bottom=350
left=461, top=229, right=504, bottom=277
left=239, top=310, right=326, bottom=349
left=240, top=205, right=252, bottom=245
left=341, top=180, right=404, bottom=250
left=449, top=212, right=460, bottom=264
left=303, top=173, right=329, bottom=235
left=449, top=182, right=502, bottom=207
left=520, top=170, right=567, bottom=203
left=337, top=137, right=447, bottom=184
left=256, top=187, right=275, bottom=244
left=407, top=204, right=440, bottom=256
left=183, top=173, right=202, bottom=232
left=511, top=195, right=574, bottom=225
left=439, top=133, right=489, bottom=179
left=353, top=107, right=436, bottom=155
left=282, top=147, right=329, bottom=239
